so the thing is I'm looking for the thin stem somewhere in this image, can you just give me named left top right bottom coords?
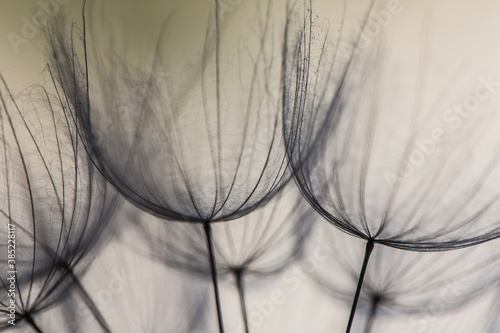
left=25, top=313, right=43, bottom=333
left=65, top=267, right=111, bottom=333
left=204, top=222, right=225, bottom=333
left=346, top=239, right=375, bottom=333
left=363, top=295, right=381, bottom=333
left=234, top=269, right=249, bottom=333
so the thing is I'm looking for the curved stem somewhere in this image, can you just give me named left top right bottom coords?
left=234, top=269, right=249, bottom=333
left=204, top=222, right=225, bottom=333
left=25, top=313, right=43, bottom=333
left=346, top=239, right=375, bottom=333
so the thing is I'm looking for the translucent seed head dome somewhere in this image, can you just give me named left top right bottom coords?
left=46, top=0, right=291, bottom=224
left=0, top=77, right=118, bottom=328
left=283, top=0, right=500, bottom=250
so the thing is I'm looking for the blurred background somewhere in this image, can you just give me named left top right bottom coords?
left=2, top=0, right=500, bottom=332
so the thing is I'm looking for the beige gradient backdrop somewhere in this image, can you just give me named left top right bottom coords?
left=1, top=0, right=500, bottom=332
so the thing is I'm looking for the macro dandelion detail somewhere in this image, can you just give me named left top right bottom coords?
left=305, top=221, right=500, bottom=332
left=0, top=75, right=118, bottom=332
left=1, top=0, right=500, bottom=331
left=45, top=0, right=292, bottom=331
left=51, top=235, right=210, bottom=333
left=282, top=0, right=500, bottom=331
left=124, top=182, right=314, bottom=333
